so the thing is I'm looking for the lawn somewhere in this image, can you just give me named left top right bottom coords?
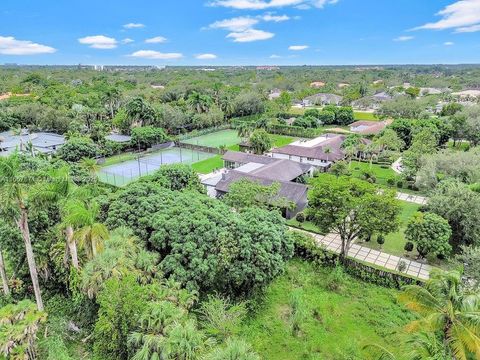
left=182, top=129, right=241, bottom=148
left=353, top=111, right=378, bottom=121
left=349, top=160, right=397, bottom=186
left=240, top=260, right=412, bottom=360
left=360, top=201, right=420, bottom=257
left=270, top=134, right=296, bottom=147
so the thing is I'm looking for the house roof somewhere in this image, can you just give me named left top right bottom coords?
left=223, top=151, right=312, bottom=182
left=271, top=133, right=370, bottom=161
left=0, top=130, right=64, bottom=151
left=304, top=93, right=343, bottom=104
left=215, top=170, right=308, bottom=206
left=105, top=134, right=132, bottom=143
left=350, top=120, right=392, bottom=135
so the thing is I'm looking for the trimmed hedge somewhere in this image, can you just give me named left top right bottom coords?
left=290, top=230, right=423, bottom=289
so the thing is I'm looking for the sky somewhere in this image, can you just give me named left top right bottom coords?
left=1, top=0, right=480, bottom=65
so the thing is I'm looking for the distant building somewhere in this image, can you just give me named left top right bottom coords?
left=349, top=120, right=392, bottom=135
left=151, top=84, right=165, bottom=89
left=338, top=83, right=350, bottom=88
left=372, top=91, right=393, bottom=102
left=419, top=87, right=450, bottom=96
left=303, top=93, right=342, bottom=106
left=270, top=134, right=370, bottom=170
left=256, top=66, right=280, bottom=71
left=0, top=129, right=65, bottom=157
left=105, top=134, right=132, bottom=143
left=201, top=151, right=312, bottom=218
left=452, top=89, right=480, bottom=99
left=310, top=81, right=326, bottom=88
left=268, top=88, right=282, bottom=100
left=372, top=80, right=384, bottom=85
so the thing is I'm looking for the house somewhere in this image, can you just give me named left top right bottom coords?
left=338, top=83, right=350, bottom=88
left=201, top=151, right=313, bottom=218
left=452, top=89, right=480, bottom=99
left=372, top=80, right=384, bottom=85
left=303, top=93, right=343, bottom=106
left=105, top=134, right=132, bottom=143
left=270, top=133, right=370, bottom=170
left=310, top=81, right=325, bottom=88
left=372, top=91, right=393, bottom=102
left=268, top=89, right=282, bottom=100
left=349, top=120, right=392, bottom=135
left=151, top=84, right=165, bottom=89
left=419, top=87, right=450, bottom=96
left=0, top=129, right=65, bottom=157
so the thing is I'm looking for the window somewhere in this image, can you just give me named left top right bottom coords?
left=307, top=157, right=314, bottom=161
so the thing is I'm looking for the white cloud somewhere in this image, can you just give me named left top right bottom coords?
left=270, top=54, right=281, bottom=58
left=393, top=35, right=414, bottom=42
left=78, top=35, right=118, bottom=49
left=129, top=50, right=183, bottom=59
left=0, top=36, right=56, bottom=55
left=121, top=38, right=134, bottom=44
left=289, top=44, right=309, bottom=50
left=209, top=0, right=338, bottom=10
left=196, top=53, right=218, bottom=59
left=444, top=41, right=455, bottom=46
left=260, top=14, right=290, bottom=22
left=414, top=0, right=480, bottom=32
left=209, top=17, right=259, bottom=31
left=455, top=24, right=480, bottom=32
left=145, top=36, right=167, bottom=43
left=123, top=23, right=145, bottom=29
left=227, top=29, right=274, bottom=42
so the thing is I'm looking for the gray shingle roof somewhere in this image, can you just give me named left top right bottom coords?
left=215, top=170, right=308, bottom=206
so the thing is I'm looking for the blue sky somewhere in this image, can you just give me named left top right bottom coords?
left=1, top=0, right=479, bottom=65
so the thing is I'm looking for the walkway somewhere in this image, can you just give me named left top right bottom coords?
left=396, top=192, right=428, bottom=205
left=391, top=157, right=403, bottom=174
left=292, top=228, right=431, bottom=280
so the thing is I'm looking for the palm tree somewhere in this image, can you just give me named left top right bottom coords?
left=187, top=92, right=213, bottom=114
left=237, top=123, right=252, bottom=141
left=344, top=145, right=357, bottom=168
left=102, top=87, right=122, bottom=119
left=399, top=269, right=480, bottom=360
left=80, top=157, right=100, bottom=177
left=0, top=248, right=9, bottom=296
left=0, top=155, right=44, bottom=310
left=65, top=200, right=109, bottom=259
left=203, top=338, right=260, bottom=360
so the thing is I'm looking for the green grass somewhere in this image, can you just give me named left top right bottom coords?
left=182, top=129, right=241, bottom=148
left=287, top=219, right=325, bottom=234
left=361, top=201, right=420, bottom=257
left=353, top=111, right=378, bottom=121
left=191, top=155, right=223, bottom=174
left=349, top=160, right=397, bottom=186
left=240, top=260, right=412, bottom=360
left=269, top=134, right=296, bottom=147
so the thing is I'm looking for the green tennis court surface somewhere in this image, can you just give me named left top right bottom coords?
left=181, top=129, right=241, bottom=148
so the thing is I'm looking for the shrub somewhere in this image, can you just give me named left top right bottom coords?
left=57, top=136, right=98, bottom=163
left=397, top=260, right=407, bottom=273
left=131, top=126, right=169, bottom=150
left=396, top=180, right=404, bottom=188
left=387, top=177, right=396, bottom=186
left=325, top=263, right=346, bottom=292
left=377, top=234, right=385, bottom=246
left=295, top=212, right=305, bottom=223
left=404, top=241, right=414, bottom=253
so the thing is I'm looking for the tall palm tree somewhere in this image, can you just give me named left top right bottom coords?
left=65, top=200, right=109, bottom=259
left=187, top=92, right=213, bottom=114
left=102, top=87, right=122, bottom=119
left=399, top=269, right=480, bottom=360
left=0, top=248, right=9, bottom=296
left=0, top=155, right=44, bottom=310
left=80, top=157, right=100, bottom=178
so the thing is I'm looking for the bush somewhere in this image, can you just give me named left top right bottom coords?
left=397, top=260, right=407, bottom=273
left=131, top=126, right=169, bottom=150
left=396, top=180, right=404, bottom=188
left=387, top=177, right=396, bottom=186
left=325, top=263, right=346, bottom=292
left=377, top=234, right=385, bottom=246
left=404, top=241, right=414, bottom=253
left=57, top=136, right=98, bottom=163
left=295, top=212, right=305, bottom=223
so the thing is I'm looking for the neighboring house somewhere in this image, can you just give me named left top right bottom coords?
left=151, top=84, right=165, bottom=89
left=419, top=87, right=450, bottom=96
left=201, top=151, right=313, bottom=218
left=105, top=134, right=132, bottom=143
left=372, top=91, right=393, bottom=102
left=0, top=129, right=65, bottom=157
left=338, top=83, right=350, bottom=88
left=310, top=81, right=325, bottom=88
left=270, top=133, right=370, bottom=170
left=451, top=89, right=480, bottom=99
left=268, top=89, right=282, bottom=100
left=349, top=120, right=392, bottom=135
left=303, top=93, right=343, bottom=106
left=372, top=80, right=384, bottom=85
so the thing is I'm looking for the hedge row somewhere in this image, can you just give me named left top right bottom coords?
left=290, top=230, right=423, bottom=289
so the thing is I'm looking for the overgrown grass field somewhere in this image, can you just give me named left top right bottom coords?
left=240, top=260, right=411, bottom=360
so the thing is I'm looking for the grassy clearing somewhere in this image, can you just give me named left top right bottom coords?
left=240, top=260, right=411, bottom=360
left=353, top=111, right=378, bottom=121
left=182, top=129, right=241, bottom=148
left=360, top=201, right=420, bottom=257
left=191, top=155, right=223, bottom=174
left=286, top=219, right=324, bottom=234
left=269, top=134, right=296, bottom=147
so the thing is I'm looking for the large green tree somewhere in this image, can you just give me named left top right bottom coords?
left=308, top=175, right=400, bottom=259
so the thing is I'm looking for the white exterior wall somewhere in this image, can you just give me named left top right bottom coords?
left=271, top=152, right=331, bottom=168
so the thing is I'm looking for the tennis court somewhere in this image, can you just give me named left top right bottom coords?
left=98, top=147, right=215, bottom=186
left=181, top=129, right=241, bottom=148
